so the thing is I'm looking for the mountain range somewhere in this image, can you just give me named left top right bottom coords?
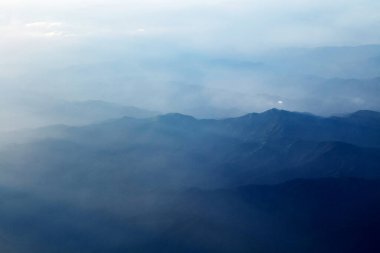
left=0, top=109, right=379, bottom=252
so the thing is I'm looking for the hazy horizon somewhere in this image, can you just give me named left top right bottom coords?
left=1, top=0, right=380, bottom=130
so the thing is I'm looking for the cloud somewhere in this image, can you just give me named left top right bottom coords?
left=23, top=21, right=75, bottom=38
left=25, top=21, right=63, bottom=29
left=0, top=20, right=75, bottom=40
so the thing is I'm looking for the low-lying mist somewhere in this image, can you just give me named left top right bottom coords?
left=1, top=44, right=380, bottom=131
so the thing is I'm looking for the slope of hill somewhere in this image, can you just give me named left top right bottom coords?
left=0, top=178, right=378, bottom=253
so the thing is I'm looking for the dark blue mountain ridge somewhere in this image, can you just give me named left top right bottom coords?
left=349, top=109, right=380, bottom=118
left=0, top=109, right=379, bottom=252
left=0, top=108, right=379, bottom=190
left=93, top=108, right=380, bottom=147
left=2, top=108, right=378, bottom=148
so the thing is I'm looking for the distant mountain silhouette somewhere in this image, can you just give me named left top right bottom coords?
left=45, top=100, right=160, bottom=123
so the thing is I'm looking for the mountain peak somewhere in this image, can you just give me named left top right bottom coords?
left=260, top=108, right=293, bottom=117
left=157, top=113, right=196, bottom=123
left=263, top=108, right=284, bottom=113
left=349, top=110, right=380, bottom=119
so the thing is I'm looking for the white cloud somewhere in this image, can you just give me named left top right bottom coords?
left=0, top=20, right=77, bottom=39
left=25, top=21, right=63, bottom=29
left=23, top=21, right=73, bottom=38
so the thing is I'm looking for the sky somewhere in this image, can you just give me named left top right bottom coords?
left=0, top=0, right=380, bottom=130
left=1, top=0, right=379, bottom=48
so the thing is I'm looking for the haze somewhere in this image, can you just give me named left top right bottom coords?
left=1, top=0, right=380, bottom=130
